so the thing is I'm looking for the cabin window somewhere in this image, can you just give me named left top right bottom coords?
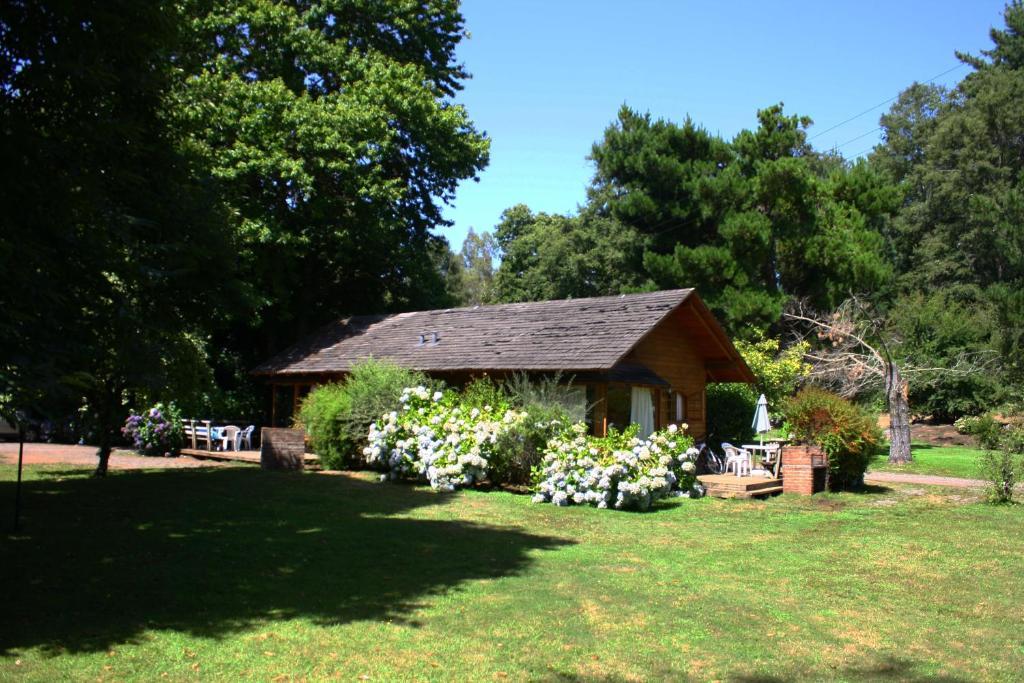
left=606, top=384, right=631, bottom=431
left=564, top=386, right=587, bottom=423
left=675, top=392, right=685, bottom=423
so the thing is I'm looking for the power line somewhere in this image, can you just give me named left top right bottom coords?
left=834, top=126, right=882, bottom=149
left=808, top=63, right=966, bottom=142
left=848, top=145, right=878, bottom=159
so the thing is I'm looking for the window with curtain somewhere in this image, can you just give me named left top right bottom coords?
left=630, top=386, right=655, bottom=439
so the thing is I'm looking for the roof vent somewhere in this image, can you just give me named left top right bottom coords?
left=416, top=333, right=426, bottom=347
left=429, top=331, right=441, bottom=346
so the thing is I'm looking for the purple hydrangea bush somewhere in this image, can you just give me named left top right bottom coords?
left=122, top=402, right=184, bottom=456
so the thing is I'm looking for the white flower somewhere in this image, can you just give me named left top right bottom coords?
left=667, top=424, right=678, bottom=434
left=433, top=391, right=444, bottom=401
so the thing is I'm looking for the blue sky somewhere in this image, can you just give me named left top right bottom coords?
left=437, top=0, right=1009, bottom=251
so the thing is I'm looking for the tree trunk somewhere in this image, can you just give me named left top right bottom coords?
left=886, top=362, right=912, bottom=464
left=94, top=443, right=112, bottom=477
left=92, top=379, right=119, bottom=477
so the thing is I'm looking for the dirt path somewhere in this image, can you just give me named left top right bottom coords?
left=865, top=471, right=990, bottom=488
left=876, top=415, right=978, bottom=447
left=0, top=443, right=233, bottom=470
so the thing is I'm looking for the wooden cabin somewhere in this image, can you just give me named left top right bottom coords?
left=251, top=289, right=754, bottom=438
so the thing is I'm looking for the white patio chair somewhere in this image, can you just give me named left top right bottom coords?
left=722, top=443, right=751, bottom=477
left=220, top=426, right=240, bottom=451
left=236, top=425, right=255, bottom=451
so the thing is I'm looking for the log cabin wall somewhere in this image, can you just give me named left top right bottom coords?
left=621, top=307, right=708, bottom=438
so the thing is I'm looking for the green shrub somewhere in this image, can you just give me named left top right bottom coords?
left=493, top=400, right=571, bottom=486
left=299, top=359, right=434, bottom=469
left=478, top=374, right=582, bottom=486
left=503, top=372, right=586, bottom=422
left=979, top=448, right=1019, bottom=503
left=783, top=387, right=881, bottom=490
left=978, top=424, right=1024, bottom=503
left=973, top=414, right=1005, bottom=451
left=706, top=383, right=757, bottom=450
left=1001, top=425, right=1024, bottom=454
left=461, top=376, right=508, bottom=410
left=954, top=414, right=982, bottom=435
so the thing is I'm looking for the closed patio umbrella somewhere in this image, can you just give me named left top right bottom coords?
left=752, top=393, right=771, bottom=446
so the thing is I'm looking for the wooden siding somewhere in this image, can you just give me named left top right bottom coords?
left=621, top=301, right=708, bottom=438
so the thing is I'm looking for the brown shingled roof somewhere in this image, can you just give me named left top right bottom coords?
left=253, top=289, right=698, bottom=376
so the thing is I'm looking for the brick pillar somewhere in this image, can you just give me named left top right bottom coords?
left=781, top=445, right=828, bottom=495
left=260, top=427, right=306, bottom=471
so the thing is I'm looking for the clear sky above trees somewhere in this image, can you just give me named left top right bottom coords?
left=441, top=0, right=1008, bottom=251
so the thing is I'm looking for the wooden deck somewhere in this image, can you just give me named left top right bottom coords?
left=698, top=474, right=783, bottom=499
left=181, top=448, right=321, bottom=468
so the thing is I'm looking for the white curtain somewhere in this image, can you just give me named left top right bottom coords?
left=630, top=386, right=655, bottom=439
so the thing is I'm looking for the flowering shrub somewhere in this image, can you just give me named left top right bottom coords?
left=299, top=359, right=433, bottom=470
left=363, top=386, right=526, bottom=491
left=531, top=423, right=700, bottom=511
left=783, top=387, right=880, bottom=490
left=953, top=414, right=982, bottom=435
left=122, top=402, right=183, bottom=456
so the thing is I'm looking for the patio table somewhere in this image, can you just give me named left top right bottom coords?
left=742, top=443, right=781, bottom=477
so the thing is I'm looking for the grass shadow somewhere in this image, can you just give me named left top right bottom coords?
left=1, top=468, right=572, bottom=655
left=731, top=654, right=970, bottom=682
left=850, top=483, right=894, bottom=495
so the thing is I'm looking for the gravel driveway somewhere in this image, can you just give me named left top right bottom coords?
left=0, top=443, right=234, bottom=470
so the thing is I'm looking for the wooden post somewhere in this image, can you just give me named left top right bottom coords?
left=292, top=384, right=300, bottom=420
left=271, top=384, right=277, bottom=428
left=592, top=383, right=608, bottom=436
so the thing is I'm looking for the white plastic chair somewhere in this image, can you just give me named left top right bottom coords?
left=722, top=443, right=751, bottom=477
left=220, top=426, right=240, bottom=451
left=236, top=425, right=255, bottom=451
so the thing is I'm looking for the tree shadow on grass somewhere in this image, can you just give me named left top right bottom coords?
left=0, top=468, right=572, bottom=655
left=850, top=483, right=894, bottom=495
left=731, top=654, right=969, bottom=682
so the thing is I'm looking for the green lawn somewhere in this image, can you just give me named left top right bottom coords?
left=2, top=464, right=1022, bottom=681
left=869, top=443, right=986, bottom=479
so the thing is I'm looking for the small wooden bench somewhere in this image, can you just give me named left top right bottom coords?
left=181, top=419, right=213, bottom=451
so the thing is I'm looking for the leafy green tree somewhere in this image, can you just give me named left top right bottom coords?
left=492, top=205, right=647, bottom=302
left=886, top=291, right=1001, bottom=420
left=172, top=0, right=490, bottom=354
left=869, top=2, right=1024, bottom=411
left=590, top=104, right=895, bottom=334
left=458, top=228, right=499, bottom=305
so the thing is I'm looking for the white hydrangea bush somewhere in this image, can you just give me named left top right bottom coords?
left=363, top=386, right=526, bottom=491
left=531, top=422, right=702, bottom=511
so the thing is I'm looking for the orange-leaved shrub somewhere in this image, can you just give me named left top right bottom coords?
left=783, top=387, right=881, bottom=490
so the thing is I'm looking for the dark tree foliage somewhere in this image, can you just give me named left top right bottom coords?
left=0, top=0, right=240, bottom=473
left=1, top=1, right=489, bottom=471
